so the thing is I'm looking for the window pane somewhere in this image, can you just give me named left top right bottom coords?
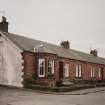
left=76, top=65, right=78, bottom=77
left=52, top=60, right=54, bottom=74
left=90, top=67, right=93, bottom=77
left=48, top=60, right=54, bottom=75
left=93, top=67, right=95, bottom=77
left=38, top=58, right=45, bottom=77
left=91, top=67, right=95, bottom=78
left=79, top=65, right=82, bottom=77
left=99, top=68, right=101, bottom=78
left=64, top=63, right=69, bottom=77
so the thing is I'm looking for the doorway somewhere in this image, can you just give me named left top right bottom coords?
left=59, top=61, right=64, bottom=79
left=101, top=68, right=104, bottom=80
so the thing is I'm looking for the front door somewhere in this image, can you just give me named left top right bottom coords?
left=59, top=61, right=64, bottom=79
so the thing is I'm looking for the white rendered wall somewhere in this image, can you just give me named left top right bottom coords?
left=0, top=34, right=23, bottom=87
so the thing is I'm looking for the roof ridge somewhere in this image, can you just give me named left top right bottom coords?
left=1, top=31, right=105, bottom=65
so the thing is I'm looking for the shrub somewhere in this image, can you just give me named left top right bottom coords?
left=23, top=79, right=37, bottom=87
left=25, top=84, right=95, bottom=92
left=56, top=80, right=63, bottom=87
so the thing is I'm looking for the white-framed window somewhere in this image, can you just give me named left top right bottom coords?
left=90, top=67, right=95, bottom=78
left=64, top=63, right=69, bottom=77
left=48, top=59, right=54, bottom=75
left=38, top=58, right=45, bottom=77
left=98, top=68, right=101, bottom=78
left=75, top=64, right=82, bottom=78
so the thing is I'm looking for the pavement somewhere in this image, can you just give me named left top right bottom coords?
left=0, top=86, right=105, bottom=105
left=57, top=87, right=105, bottom=95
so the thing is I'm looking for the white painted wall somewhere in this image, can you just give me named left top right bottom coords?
left=0, top=34, right=24, bottom=87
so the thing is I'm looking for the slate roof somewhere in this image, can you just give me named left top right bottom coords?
left=2, top=31, right=105, bottom=65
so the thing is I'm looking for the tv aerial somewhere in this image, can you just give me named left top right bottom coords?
left=0, top=11, right=6, bottom=21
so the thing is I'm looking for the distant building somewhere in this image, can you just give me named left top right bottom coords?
left=0, top=16, right=105, bottom=87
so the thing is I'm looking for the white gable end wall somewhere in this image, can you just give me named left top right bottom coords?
left=0, top=33, right=24, bottom=87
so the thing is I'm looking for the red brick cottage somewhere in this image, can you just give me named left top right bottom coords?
left=0, top=16, right=105, bottom=87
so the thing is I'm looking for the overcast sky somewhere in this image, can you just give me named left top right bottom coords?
left=0, top=0, right=105, bottom=57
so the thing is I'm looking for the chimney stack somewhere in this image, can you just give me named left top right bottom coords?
left=0, top=16, right=9, bottom=32
left=90, top=49, right=98, bottom=57
left=60, top=40, right=70, bottom=49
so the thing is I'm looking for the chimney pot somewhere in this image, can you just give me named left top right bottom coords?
left=2, top=16, right=6, bottom=22
left=60, top=40, right=70, bottom=49
left=0, top=16, right=9, bottom=32
left=90, top=49, right=98, bottom=57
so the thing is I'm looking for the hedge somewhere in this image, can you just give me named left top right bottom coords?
left=24, top=84, right=95, bottom=92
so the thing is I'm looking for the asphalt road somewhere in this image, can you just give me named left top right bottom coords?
left=0, top=87, right=105, bottom=105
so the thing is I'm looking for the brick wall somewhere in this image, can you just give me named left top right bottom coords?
left=22, top=51, right=105, bottom=86
left=35, top=52, right=57, bottom=86
left=22, top=51, right=36, bottom=80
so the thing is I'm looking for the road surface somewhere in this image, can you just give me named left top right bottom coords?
left=0, top=86, right=105, bottom=105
